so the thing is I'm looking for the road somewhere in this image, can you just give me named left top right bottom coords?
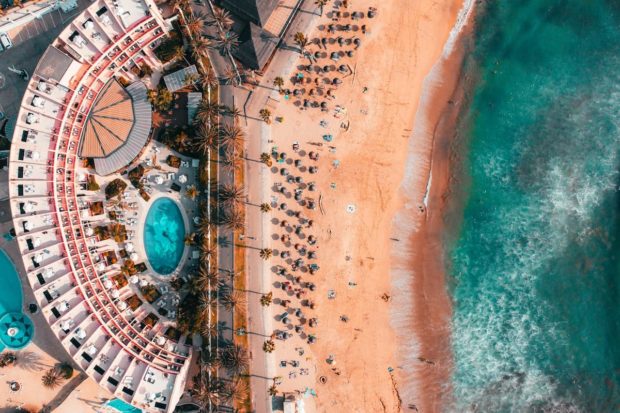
left=191, top=1, right=322, bottom=411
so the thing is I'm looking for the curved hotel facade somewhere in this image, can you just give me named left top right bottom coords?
left=7, top=0, right=192, bottom=411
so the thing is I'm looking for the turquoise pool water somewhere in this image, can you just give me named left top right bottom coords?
left=143, top=198, right=185, bottom=275
left=0, top=250, right=33, bottom=350
left=106, top=398, right=142, bottom=413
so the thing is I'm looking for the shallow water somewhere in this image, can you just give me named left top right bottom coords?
left=446, top=1, right=620, bottom=412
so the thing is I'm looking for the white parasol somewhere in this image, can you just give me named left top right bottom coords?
left=31, top=151, right=40, bottom=160
left=154, top=175, right=164, bottom=185
left=156, top=336, right=165, bottom=346
left=97, top=262, right=105, bottom=272
left=178, top=174, right=187, bottom=184
left=33, top=237, right=41, bottom=247
left=58, top=301, right=68, bottom=312
left=118, top=301, right=128, bottom=310
left=43, top=268, right=54, bottom=278
left=125, top=242, right=134, bottom=252
left=103, top=279, right=113, bottom=289
left=129, top=275, right=139, bottom=284
left=139, top=279, right=148, bottom=287
left=130, top=252, right=138, bottom=261
left=111, top=290, right=120, bottom=299
left=24, top=221, right=33, bottom=231
left=34, top=253, right=44, bottom=263
left=24, top=202, right=34, bottom=213
left=85, top=227, right=94, bottom=237
left=76, top=328, right=86, bottom=339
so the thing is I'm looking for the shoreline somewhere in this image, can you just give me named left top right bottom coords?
left=390, top=2, right=477, bottom=411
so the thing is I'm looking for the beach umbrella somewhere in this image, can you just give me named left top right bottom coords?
left=130, top=252, right=138, bottom=261
left=60, top=320, right=72, bottom=331
left=118, top=301, right=128, bottom=310
left=44, top=268, right=54, bottom=278
left=84, top=20, right=94, bottom=30
left=103, top=279, right=113, bottom=289
left=76, top=328, right=86, bottom=339
left=129, top=275, right=139, bottom=284
left=77, top=173, right=86, bottom=181
left=58, top=301, right=68, bottom=312
left=154, top=175, right=164, bottom=185
left=139, top=279, right=148, bottom=287
left=34, top=237, right=41, bottom=247
left=26, top=113, right=38, bottom=124
left=156, top=336, right=166, bottom=346
left=125, top=242, right=134, bottom=252
left=31, top=151, right=40, bottom=160
left=85, top=227, right=94, bottom=236
left=97, top=262, right=106, bottom=272
left=87, top=344, right=97, bottom=355
left=34, top=253, right=44, bottom=263
left=178, top=174, right=188, bottom=184
left=111, top=290, right=120, bottom=299
left=24, top=202, right=34, bottom=213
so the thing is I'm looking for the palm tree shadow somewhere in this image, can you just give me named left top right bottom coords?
left=15, top=350, right=48, bottom=372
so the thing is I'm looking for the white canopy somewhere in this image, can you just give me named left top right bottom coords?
left=125, top=242, right=134, bottom=252
left=103, top=279, right=113, bottom=289
left=154, top=175, right=164, bottom=185
left=77, top=173, right=87, bottom=182
left=118, top=301, right=128, bottom=310
left=33, top=237, right=41, bottom=247
left=178, top=174, right=188, bottom=184
left=30, top=151, right=40, bottom=160
left=26, top=113, right=39, bottom=124
left=37, top=81, right=46, bottom=92
left=97, top=262, right=105, bottom=272
left=34, top=253, right=44, bottom=263
left=139, top=279, right=148, bottom=287
left=130, top=252, right=138, bottom=261
left=76, top=328, right=86, bottom=339
left=129, top=275, right=139, bottom=284
left=87, top=344, right=98, bottom=355
left=58, top=301, right=68, bottom=312
left=84, top=20, right=94, bottom=30
left=85, top=227, right=94, bottom=236
left=156, top=336, right=166, bottom=346
left=111, top=290, right=120, bottom=299
left=60, top=320, right=73, bottom=331
left=24, top=202, right=34, bottom=213
left=24, top=221, right=33, bottom=231
left=43, top=268, right=54, bottom=278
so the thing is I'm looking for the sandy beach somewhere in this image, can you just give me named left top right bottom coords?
left=248, top=0, right=471, bottom=411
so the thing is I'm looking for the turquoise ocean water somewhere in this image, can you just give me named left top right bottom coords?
left=447, top=1, right=620, bottom=412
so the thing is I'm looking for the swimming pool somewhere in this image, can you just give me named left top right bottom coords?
left=143, top=198, right=186, bottom=275
left=0, top=249, right=33, bottom=350
left=105, top=398, right=142, bottom=413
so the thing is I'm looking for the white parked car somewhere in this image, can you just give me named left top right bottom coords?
left=0, top=33, right=12, bottom=50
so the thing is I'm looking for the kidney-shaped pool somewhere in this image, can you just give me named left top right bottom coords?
left=143, top=197, right=186, bottom=275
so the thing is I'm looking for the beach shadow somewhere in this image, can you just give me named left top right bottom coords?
left=15, top=350, right=46, bottom=372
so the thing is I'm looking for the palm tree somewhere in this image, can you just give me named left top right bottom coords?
left=192, top=265, right=220, bottom=293
left=200, top=321, right=220, bottom=341
left=222, top=67, right=241, bottom=87
left=221, top=343, right=249, bottom=375
left=184, top=233, right=196, bottom=246
left=196, top=216, right=212, bottom=238
left=172, top=45, right=189, bottom=65
left=197, top=291, right=216, bottom=325
left=259, top=248, right=273, bottom=260
left=219, top=124, right=245, bottom=152
left=221, top=149, right=244, bottom=170
left=260, top=203, right=272, bottom=213
left=193, top=124, right=219, bottom=155
left=196, top=99, right=220, bottom=124
left=222, top=207, right=244, bottom=231
left=42, top=368, right=63, bottom=389
left=199, top=70, right=218, bottom=91
left=221, top=104, right=242, bottom=120
left=211, top=6, right=234, bottom=30
left=219, top=183, right=245, bottom=206
left=185, top=185, right=198, bottom=200
left=192, top=374, right=227, bottom=406
left=184, top=12, right=206, bottom=37
left=260, top=152, right=272, bottom=166
left=220, top=289, right=246, bottom=313
left=260, top=291, right=273, bottom=306
left=273, top=76, right=284, bottom=91
left=259, top=108, right=272, bottom=124
left=201, top=347, right=222, bottom=369
left=217, top=31, right=239, bottom=55
left=54, top=361, right=74, bottom=379
left=293, top=32, right=309, bottom=53
left=190, top=36, right=211, bottom=63
left=315, top=0, right=328, bottom=15
left=170, top=0, right=189, bottom=11
left=225, top=377, right=250, bottom=404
